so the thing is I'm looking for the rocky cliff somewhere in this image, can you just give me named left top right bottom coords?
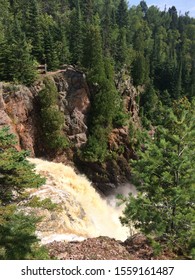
left=0, top=66, right=140, bottom=192
left=0, top=66, right=90, bottom=156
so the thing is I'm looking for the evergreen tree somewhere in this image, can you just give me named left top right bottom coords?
left=25, top=0, right=44, bottom=62
left=83, top=17, right=105, bottom=84
left=0, top=0, right=10, bottom=42
left=0, top=19, right=37, bottom=85
left=115, top=27, right=129, bottom=68
left=0, top=126, right=48, bottom=259
left=69, top=0, right=83, bottom=65
left=81, top=0, right=94, bottom=23
left=169, top=6, right=178, bottom=29
left=54, top=18, right=70, bottom=66
left=44, top=29, right=59, bottom=70
left=116, top=0, right=128, bottom=29
left=39, top=77, right=69, bottom=151
left=101, top=0, right=113, bottom=55
left=140, top=0, right=148, bottom=17
left=120, top=98, right=195, bottom=257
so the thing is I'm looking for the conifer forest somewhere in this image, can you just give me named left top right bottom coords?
left=0, top=0, right=195, bottom=260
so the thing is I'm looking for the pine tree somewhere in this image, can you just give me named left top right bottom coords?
left=120, top=98, right=195, bottom=257
left=0, top=126, right=48, bottom=259
left=0, top=19, right=37, bottom=85
left=101, top=0, right=114, bottom=55
left=0, top=127, right=45, bottom=205
left=25, top=0, right=44, bottom=62
left=83, top=17, right=105, bottom=84
left=44, top=29, right=59, bottom=70
left=0, top=0, right=10, bottom=42
left=69, top=0, right=83, bottom=65
left=115, top=27, right=129, bottom=68
left=39, top=77, right=69, bottom=151
left=116, top=0, right=128, bottom=29
left=81, top=0, right=94, bottom=24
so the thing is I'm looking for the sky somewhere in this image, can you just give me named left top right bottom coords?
left=128, top=0, right=195, bottom=18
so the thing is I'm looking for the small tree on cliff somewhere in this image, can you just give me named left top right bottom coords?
left=0, top=126, right=48, bottom=259
left=120, top=98, right=195, bottom=257
left=39, top=77, right=69, bottom=152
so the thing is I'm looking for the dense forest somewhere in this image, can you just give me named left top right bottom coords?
left=0, top=0, right=195, bottom=259
left=0, top=0, right=195, bottom=158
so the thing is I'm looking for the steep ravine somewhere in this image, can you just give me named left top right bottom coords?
left=0, top=66, right=140, bottom=192
left=0, top=70, right=179, bottom=260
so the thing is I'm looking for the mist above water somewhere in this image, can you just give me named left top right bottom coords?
left=106, top=183, right=137, bottom=208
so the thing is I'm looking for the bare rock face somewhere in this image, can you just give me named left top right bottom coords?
left=53, top=67, right=90, bottom=148
left=32, top=67, right=90, bottom=149
left=115, top=68, right=141, bottom=126
left=0, top=82, right=36, bottom=154
left=0, top=67, right=90, bottom=155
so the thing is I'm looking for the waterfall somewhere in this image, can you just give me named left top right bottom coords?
left=27, top=158, right=132, bottom=244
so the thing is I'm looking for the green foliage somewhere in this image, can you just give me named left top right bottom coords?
left=0, top=19, right=37, bottom=85
left=0, top=127, right=45, bottom=204
left=83, top=18, right=105, bottom=84
left=39, top=77, right=69, bottom=151
left=24, top=0, right=44, bottom=62
left=0, top=206, right=43, bottom=260
left=26, top=196, right=58, bottom=211
left=0, top=0, right=194, bottom=100
left=0, top=0, right=194, bottom=259
left=116, top=0, right=129, bottom=29
left=121, top=98, right=195, bottom=257
left=0, top=126, right=49, bottom=260
left=82, top=127, right=109, bottom=162
left=82, top=56, right=124, bottom=162
left=69, top=1, right=84, bottom=65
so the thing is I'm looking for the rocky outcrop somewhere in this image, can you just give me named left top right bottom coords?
left=0, top=66, right=90, bottom=156
left=46, top=234, right=177, bottom=260
left=115, top=68, right=140, bottom=126
left=47, top=236, right=132, bottom=260
left=52, top=67, right=90, bottom=148
left=0, top=66, right=140, bottom=191
left=0, top=82, right=37, bottom=154
left=75, top=68, right=141, bottom=193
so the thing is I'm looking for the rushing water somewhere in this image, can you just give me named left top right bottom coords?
left=28, top=158, right=134, bottom=244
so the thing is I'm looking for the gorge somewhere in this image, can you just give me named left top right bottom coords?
left=0, top=66, right=139, bottom=248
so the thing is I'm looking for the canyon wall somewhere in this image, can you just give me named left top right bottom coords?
left=0, top=66, right=140, bottom=192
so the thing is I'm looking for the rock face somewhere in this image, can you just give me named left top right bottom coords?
left=0, top=66, right=90, bottom=155
left=116, top=68, right=140, bottom=126
left=0, top=66, right=140, bottom=191
left=0, top=82, right=37, bottom=154
left=52, top=67, right=90, bottom=148
left=75, top=68, right=141, bottom=193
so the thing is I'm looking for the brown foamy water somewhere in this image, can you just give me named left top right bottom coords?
left=27, top=158, right=130, bottom=244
